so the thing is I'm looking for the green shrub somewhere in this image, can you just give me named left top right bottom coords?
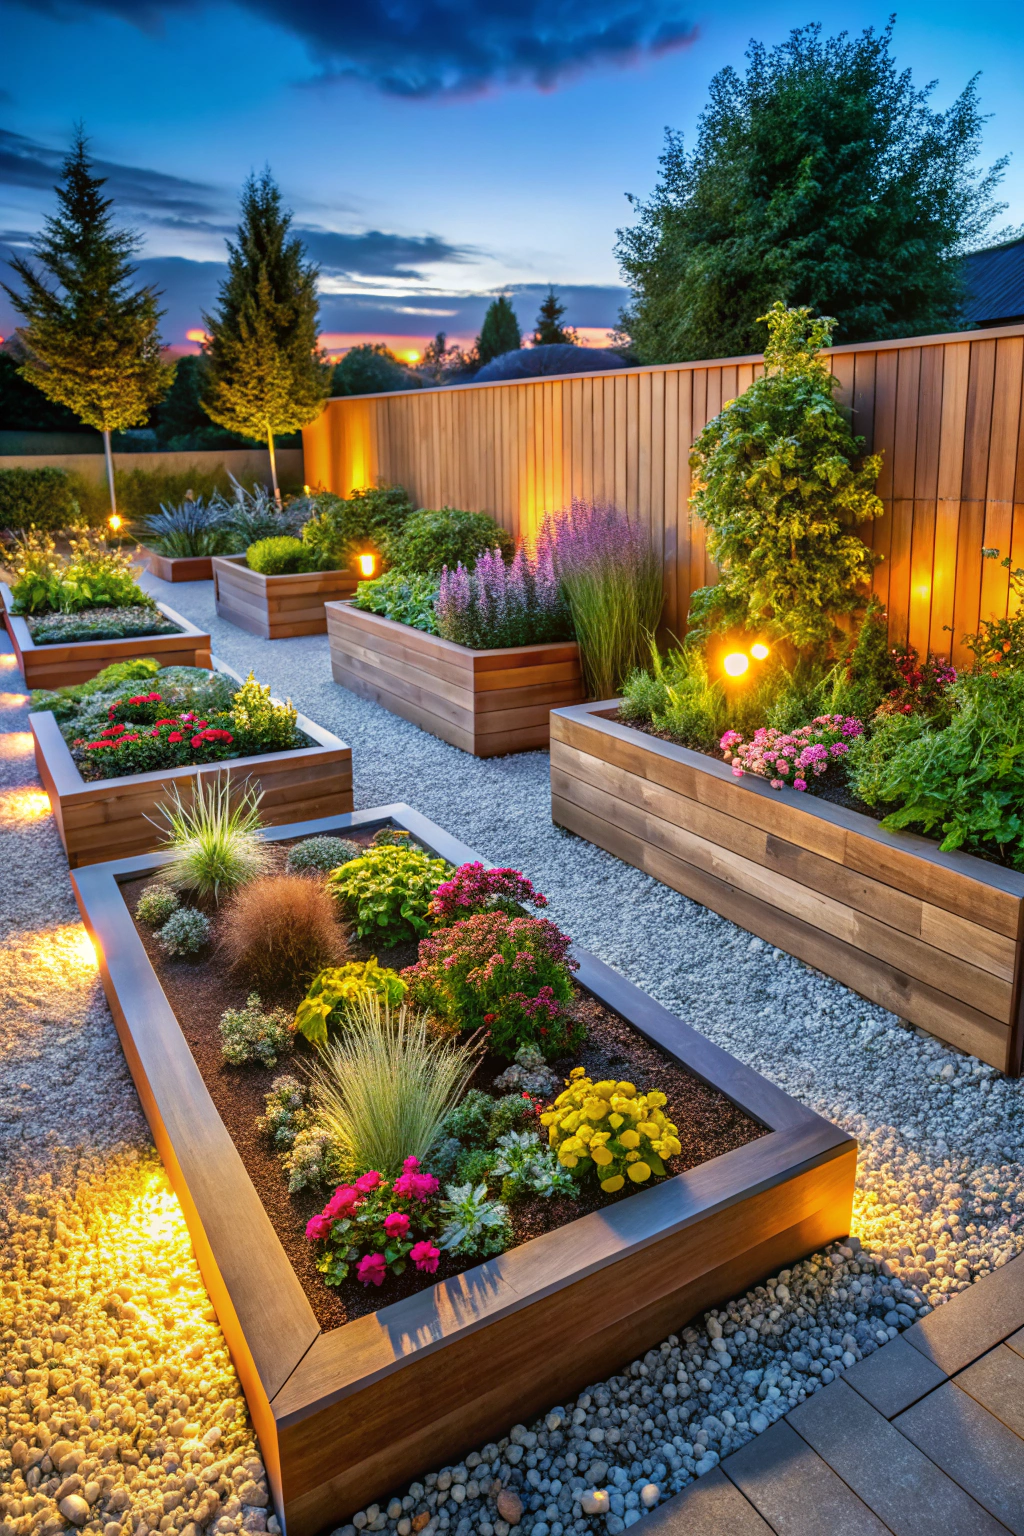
left=9, top=527, right=152, bottom=615
left=452, top=1147, right=498, bottom=1188
left=286, top=836, right=361, bottom=876
left=219, top=993, right=294, bottom=1067
left=229, top=672, right=299, bottom=753
left=441, top=1089, right=496, bottom=1148
left=351, top=568, right=439, bottom=633
left=688, top=303, right=883, bottom=649
left=383, top=507, right=513, bottom=575
left=134, top=887, right=179, bottom=927
left=157, top=907, right=211, bottom=955
left=0, top=468, right=79, bottom=532
left=246, top=535, right=315, bottom=575
left=847, top=671, right=1024, bottom=865
left=327, top=845, right=451, bottom=946
left=338, top=483, right=414, bottom=544
left=298, top=509, right=348, bottom=571
left=488, top=1093, right=541, bottom=1143
left=31, top=657, right=159, bottom=719
left=962, top=548, right=1024, bottom=671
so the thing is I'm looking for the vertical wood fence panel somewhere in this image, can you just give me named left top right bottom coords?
left=302, top=323, right=1024, bottom=662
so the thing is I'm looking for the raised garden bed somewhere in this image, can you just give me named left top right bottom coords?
left=213, top=555, right=360, bottom=639
left=142, top=549, right=215, bottom=583
left=1, top=580, right=212, bottom=689
left=327, top=601, right=585, bottom=756
left=72, top=803, right=856, bottom=1535
left=550, top=700, right=1024, bottom=1076
left=31, top=661, right=353, bottom=866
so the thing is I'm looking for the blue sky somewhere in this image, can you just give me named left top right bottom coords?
left=1, top=0, right=1022, bottom=356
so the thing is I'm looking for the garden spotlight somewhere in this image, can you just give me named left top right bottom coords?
left=108, top=513, right=123, bottom=532
left=358, top=553, right=376, bottom=578
left=750, top=643, right=770, bottom=660
left=723, top=652, right=749, bottom=678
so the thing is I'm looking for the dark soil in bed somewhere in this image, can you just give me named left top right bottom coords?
left=121, top=828, right=765, bottom=1329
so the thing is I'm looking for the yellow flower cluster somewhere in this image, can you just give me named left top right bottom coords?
left=540, top=1068, right=682, bottom=1193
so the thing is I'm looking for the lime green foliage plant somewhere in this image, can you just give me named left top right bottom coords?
left=0, top=468, right=79, bottom=533
left=352, top=569, right=440, bottom=633
left=327, top=845, right=451, bottom=946
left=310, top=992, right=483, bottom=1176
left=541, top=1069, right=682, bottom=1193
left=230, top=672, right=298, bottom=752
left=688, top=304, right=883, bottom=650
left=383, top=507, right=513, bottom=576
left=847, top=670, right=1024, bottom=865
left=246, top=535, right=314, bottom=575
left=9, top=527, right=153, bottom=615
left=154, top=774, right=272, bottom=903
left=294, top=958, right=408, bottom=1047
left=219, top=993, right=294, bottom=1068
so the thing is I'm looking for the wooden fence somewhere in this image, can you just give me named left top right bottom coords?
left=302, top=322, right=1024, bottom=663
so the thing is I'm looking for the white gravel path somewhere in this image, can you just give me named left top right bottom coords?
left=3, top=567, right=1023, bottom=1536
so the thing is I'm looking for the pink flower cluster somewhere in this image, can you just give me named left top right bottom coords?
left=428, top=862, right=548, bottom=924
left=721, top=714, right=864, bottom=792
left=305, top=1158, right=441, bottom=1287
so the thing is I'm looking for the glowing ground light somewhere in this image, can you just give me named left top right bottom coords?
left=723, top=652, right=749, bottom=678
left=358, top=553, right=376, bottom=577
left=0, top=787, right=52, bottom=824
left=751, top=643, right=770, bottom=660
left=109, top=514, right=123, bottom=532
left=0, top=731, right=33, bottom=758
left=0, top=691, right=30, bottom=708
left=0, top=653, right=16, bottom=669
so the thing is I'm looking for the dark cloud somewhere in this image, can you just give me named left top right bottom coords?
left=0, top=127, right=221, bottom=218
left=22, top=1, right=697, bottom=96
left=300, top=228, right=473, bottom=277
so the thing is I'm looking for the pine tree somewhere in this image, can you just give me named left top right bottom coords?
left=532, top=288, right=576, bottom=346
left=2, top=131, right=173, bottom=515
left=201, top=169, right=330, bottom=501
left=476, top=296, right=522, bottom=367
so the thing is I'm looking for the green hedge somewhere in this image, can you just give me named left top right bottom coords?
left=0, top=467, right=80, bottom=532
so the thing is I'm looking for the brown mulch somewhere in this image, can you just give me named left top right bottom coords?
left=121, top=834, right=764, bottom=1329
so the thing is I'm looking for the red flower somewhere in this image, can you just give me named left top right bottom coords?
left=483, top=1013, right=496, bottom=1024
left=304, top=1213, right=332, bottom=1242
left=167, top=731, right=184, bottom=743
left=354, top=1170, right=382, bottom=1194
left=323, top=1185, right=360, bottom=1221
left=154, top=718, right=177, bottom=727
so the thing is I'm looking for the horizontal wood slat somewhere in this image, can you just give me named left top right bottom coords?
left=143, top=550, right=215, bottom=583
left=303, top=324, right=1024, bottom=663
left=550, top=704, right=1024, bottom=1075
left=327, top=601, right=584, bottom=755
left=212, top=556, right=359, bottom=639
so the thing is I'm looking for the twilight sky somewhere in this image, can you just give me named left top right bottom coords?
left=1, top=0, right=1022, bottom=359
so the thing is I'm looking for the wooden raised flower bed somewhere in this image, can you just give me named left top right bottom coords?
left=327, top=600, right=585, bottom=756
left=143, top=549, right=216, bottom=583
left=212, top=555, right=360, bottom=639
left=31, top=662, right=353, bottom=866
left=1, top=580, right=212, bottom=689
left=550, top=700, right=1024, bottom=1076
left=71, top=803, right=857, bottom=1536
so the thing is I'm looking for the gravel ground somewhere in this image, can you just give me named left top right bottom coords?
left=4, top=568, right=1024, bottom=1536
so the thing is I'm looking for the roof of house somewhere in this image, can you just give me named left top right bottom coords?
left=962, top=236, right=1024, bottom=328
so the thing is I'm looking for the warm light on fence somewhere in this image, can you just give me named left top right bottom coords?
left=358, top=553, right=376, bottom=578
left=723, top=652, right=749, bottom=678
left=750, top=642, right=770, bottom=660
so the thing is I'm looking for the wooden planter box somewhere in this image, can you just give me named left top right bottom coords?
left=551, top=701, right=1024, bottom=1075
left=212, top=555, right=359, bottom=639
left=327, top=601, right=585, bottom=756
left=71, top=803, right=856, bottom=1536
left=143, top=549, right=215, bottom=583
left=31, top=662, right=353, bottom=866
left=1, top=581, right=212, bottom=689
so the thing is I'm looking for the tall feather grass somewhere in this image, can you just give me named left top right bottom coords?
left=542, top=501, right=663, bottom=699
left=311, top=993, right=483, bottom=1176
left=152, top=773, right=272, bottom=903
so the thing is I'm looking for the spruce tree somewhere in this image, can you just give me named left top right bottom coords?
left=2, top=131, right=172, bottom=515
left=202, top=169, right=330, bottom=501
left=476, top=296, right=522, bottom=366
left=533, top=288, right=576, bottom=346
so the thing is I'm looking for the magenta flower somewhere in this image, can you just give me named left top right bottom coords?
left=410, top=1241, right=441, bottom=1274
left=305, top=1213, right=332, bottom=1242
left=354, top=1170, right=383, bottom=1194
left=357, top=1253, right=388, bottom=1287
left=793, top=778, right=807, bottom=791
left=324, top=1185, right=360, bottom=1220
left=384, top=1211, right=411, bottom=1239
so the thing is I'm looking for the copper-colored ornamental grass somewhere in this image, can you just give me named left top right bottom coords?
left=222, top=872, right=349, bottom=989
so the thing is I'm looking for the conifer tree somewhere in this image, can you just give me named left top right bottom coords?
left=476, top=296, right=522, bottom=366
left=532, top=288, right=576, bottom=346
left=2, top=131, right=172, bottom=516
left=202, top=170, right=330, bottom=501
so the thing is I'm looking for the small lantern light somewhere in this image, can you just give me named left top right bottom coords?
left=108, top=513, right=123, bottom=533
left=750, top=642, right=770, bottom=661
left=358, top=553, right=376, bottom=578
left=723, top=652, right=749, bottom=678
left=303, top=483, right=311, bottom=496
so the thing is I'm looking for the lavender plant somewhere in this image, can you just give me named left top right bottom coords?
left=542, top=501, right=663, bottom=698
left=435, top=543, right=572, bottom=650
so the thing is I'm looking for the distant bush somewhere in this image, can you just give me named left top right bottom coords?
left=472, top=344, right=625, bottom=383
left=385, top=507, right=513, bottom=575
left=0, top=467, right=79, bottom=532
left=246, top=535, right=315, bottom=575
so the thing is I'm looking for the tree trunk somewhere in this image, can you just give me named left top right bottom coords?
left=103, top=430, right=117, bottom=517
left=267, top=427, right=281, bottom=506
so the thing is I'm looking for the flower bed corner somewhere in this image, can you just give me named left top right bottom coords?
left=71, top=803, right=856, bottom=1536
left=32, top=661, right=353, bottom=866
left=1, top=580, right=212, bottom=689
left=212, top=555, right=360, bottom=639
left=327, top=601, right=585, bottom=756
left=143, top=548, right=216, bottom=583
left=550, top=700, right=1024, bottom=1075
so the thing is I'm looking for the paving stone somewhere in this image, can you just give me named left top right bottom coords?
left=896, top=1379, right=1024, bottom=1534
left=640, top=1467, right=771, bottom=1536
left=903, top=1251, right=1024, bottom=1374
left=1008, top=1326, right=1024, bottom=1361
left=955, top=1345, right=1024, bottom=1438
left=844, top=1334, right=947, bottom=1418
left=724, top=1419, right=889, bottom=1535
left=787, top=1378, right=1005, bottom=1536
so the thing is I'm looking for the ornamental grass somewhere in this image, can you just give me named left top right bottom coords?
left=152, top=773, right=272, bottom=904
left=221, top=874, right=348, bottom=990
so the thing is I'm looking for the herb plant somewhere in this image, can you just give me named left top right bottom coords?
left=438, top=1182, right=511, bottom=1257
left=327, top=844, right=451, bottom=946
left=383, top=507, right=513, bottom=575
left=351, top=568, right=439, bottom=633
left=435, top=544, right=572, bottom=650
left=219, top=993, right=294, bottom=1067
